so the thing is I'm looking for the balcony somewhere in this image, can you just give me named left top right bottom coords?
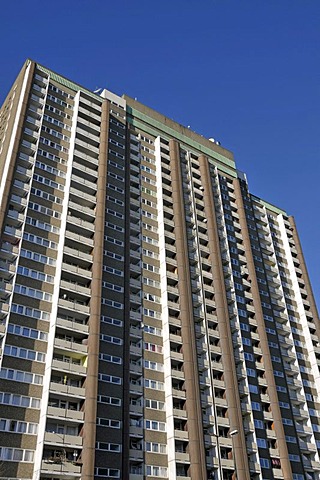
left=52, top=359, right=86, bottom=376
left=60, top=279, right=91, bottom=297
left=175, top=452, right=190, bottom=463
left=4, top=226, right=22, bottom=239
left=66, top=215, right=94, bottom=233
left=174, top=429, right=189, bottom=440
left=0, top=282, right=12, bottom=300
left=54, top=338, right=88, bottom=354
left=47, top=406, right=84, bottom=422
left=69, top=186, right=96, bottom=206
left=58, top=298, right=90, bottom=316
left=0, top=302, right=10, bottom=319
left=41, top=459, right=81, bottom=477
left=74, top=138, right=99, bottom=155
left=61, top=263, right=92, bottom=280
left=56, top=317, right=89, bottom=335
left=78, top=105, right=101, bottom=123
left=49, top=382, right=85, bottom=398
left=44, top=432, right=83, bottom=447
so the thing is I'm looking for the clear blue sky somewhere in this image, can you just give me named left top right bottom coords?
left=1, top=0, right=319, bottom=307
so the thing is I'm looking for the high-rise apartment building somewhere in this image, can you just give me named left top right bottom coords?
left=0, top=59, right=319, bottom=480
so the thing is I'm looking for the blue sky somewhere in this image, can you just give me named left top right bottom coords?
left=1, top=0, right=319, bottom=307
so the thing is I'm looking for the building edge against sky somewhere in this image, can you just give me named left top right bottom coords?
left=0, top=58, right=319, bottom=480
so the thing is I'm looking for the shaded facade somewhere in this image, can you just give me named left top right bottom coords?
left=0, top=59, right=319, bottom=480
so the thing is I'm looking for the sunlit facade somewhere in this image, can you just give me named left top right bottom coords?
left=0, top=59, right=319, bottom=480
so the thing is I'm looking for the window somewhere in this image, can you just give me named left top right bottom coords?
left=144, top=360, right=163, bottom=372
left=143, top=309, right=161, bottom=319
left=26, top=216, right=59, bottom=233
left=97, top=442, right=121, bottom=452
left=146, top=466, right=168, bottom=477
left=108, top=149, right=125, bottom=160
left=47, top=93, right=72, bottom=108
left=0, top=369, right=42, bottom=385
left=145, top=399, right=165, bottom=410
left=4, top=345, right=45, bottom=362
left=244, top=352, right=254, bottom=361
left=288, top=454, right=300, bottom=462
left=28, top=201, right=60, bottom=219
left=105, top=235, right=124, bottom=246
left=98, top=396, right=121, bottom=406
left=107, top=195, right=124, bottom=206
left=145, top=379, right=164, bottom=390
left=0, top=418, right=38, bottom=434
left=95, top=468, right=120, bottom=478
left=103, top=266, right=123, bottom=276
left=101, top=299, right=124, bottom=309
left=282, top=418, right=293, bottom=426
left=142, top=198, right=156, bottom=208
left=108, top=159, right=124, bottom=169
left=106, top=208, right=124, bottom=219
left=104, top=250, right=124, bottom=261
left=109, top=138, right=125, bottom=149
left=143, top=235, right=158, bottom=246
left=240, top=323, right=250, bottom=332
left=285, top=436, right=297, bottom=443
left=248, top=384, right=258, bottom=394
left=108, top=171, right=124, bottom=182
left=271, top=355, right=281, bottom=363
left=107, top=182, right=124, bottom=194
left=99, top=353, right=122, bottom=364
left=266, top=327, right=276, bottom=335
left=0, top=448, right=34, bottom=463
left=97, top=417, right=121, bottom=428
left=142, top=279, right=160, bottom=290
left=251, top=402, right=261, bottom=411
left=43, top=113, right=71, bottom=130
left=144, top=325, right=162, bottom=336
left=102, top=282, right=124, bottom=292
left=45, top=103, right=70, bottom=119
left=254, top=419, right=264, bottom=429
left=41, top=126, right=69, bottom=142
left=39, top=136, right=68, bottom=154
left=11, top=303, right=49, bottom=321
left=145, top=420, right=166, bottom=431
left=20, top=249, right=55, bottom=266
left=0, top=392, right=40, bottom=409
left=7, top=320, right=48, bottom=341
left=105, top=222, right=124, bottom=233
left=100, top=334, right=123, bottom=345
left=260, top=458, right=270, bottom=469
left=98, top=374, right=122, bottom=385
left=145, top=442, right=167, bottom=454
left=23, top=232, right=57, bottom=250
left=14, top=284, right=52, bottom=302
left=144, top=343, right=162, bottom=354
left=256, top=438, right=267, bottom=448
left=101, top=316, right=122, bottom=327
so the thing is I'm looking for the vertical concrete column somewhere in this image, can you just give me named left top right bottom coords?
left=121, top=122, right=133, bottom=480
left=169, top=140, right=207, bottom=479
left=199, top=156, right=250, bottom=480
left=82, top=99, right=110, bottom=479
left=0, top=60, right=35, bottom=231
left=233, top=179, right=292, bottom=480
left=289, top=216, right=320, bottom=330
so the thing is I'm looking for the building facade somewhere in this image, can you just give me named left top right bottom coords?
left=0, top=59, right=319, bottom=480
